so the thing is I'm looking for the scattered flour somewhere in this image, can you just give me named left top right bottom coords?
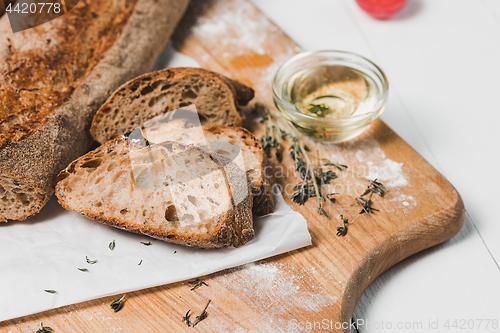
left=354, top=145, right=408, bottom=188
left=191, top=0, right=275, bottom=55
left=214, top=262, right=338, bottom=332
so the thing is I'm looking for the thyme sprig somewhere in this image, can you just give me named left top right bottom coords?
left=36, top=323, right=53, bottom=333
left=361, top=179, right=387, bottom=197
left=182, top=300, right=211, bottom=327
left=192, top=300, right=211, bottom=327
left=110, top=295, right=125, bottom=312
left=336, top=215, right=349, bottom=236
left=257, top=103, right=386, bottom=236
left=188, top=280, right=209, bottom=291
left=355, top=197, right=379, bottom=214
left=182, top=309, right=192, bottom=326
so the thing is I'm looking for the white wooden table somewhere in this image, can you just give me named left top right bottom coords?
left=251, top=0, right=500, bottom=332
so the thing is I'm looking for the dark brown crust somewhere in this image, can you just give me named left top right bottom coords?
left=252, top=155, right=275, bottom=216
left=90, top=67, right=255, bottom=143
left=218, top=76, right=255, bottom=106
left=0, top=0, right=191, bottom=222
left=56, top=138, right=250, bottom=249
left=210, top=152, right=254, bottom=247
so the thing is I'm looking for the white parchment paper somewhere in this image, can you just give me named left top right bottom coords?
left=0, top=192, right=311, bottom=321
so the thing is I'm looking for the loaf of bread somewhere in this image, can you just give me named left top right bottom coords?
left=143, top=119, right=275, bottom=216
left=56, top=138, right=254, bottom=248
left=90, top=67, right=255, bottom=144
left=0, top=0, right=190, bottom=222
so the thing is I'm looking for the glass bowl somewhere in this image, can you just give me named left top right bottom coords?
left=272, top=50, right=389, bottom=143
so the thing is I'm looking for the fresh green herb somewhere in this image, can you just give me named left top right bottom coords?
left=78, top=268, right=89, bottom=272
left=36, top=323, right=53, bottom=333
left=138, top=260, right=143, bottom=266
left=110, top=295, right=125, bottom=312
left=336, top=215, right=349, bottom=236
left=86, top=256, right=98, bottom=264
left=192, top=300, right=211, bottom=327
left=308, top=103, right=331, bottom=117
left=188, top=280, right=209, bottom=291
left=140, top=241, right=152, bottom=246
left=109, top=240, right=115, bottom=251
left=44, top=290, right=57, bottom=294
left=182, top=309, right=192, bottom=327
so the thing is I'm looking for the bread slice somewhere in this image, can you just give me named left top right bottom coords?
left=143, top=119, right=275, bottom=216
left=56, top=137, right=254, bottom=249
left=0, top=0, right=190, bottom=222
left=90, top=67, right=255, bottom=144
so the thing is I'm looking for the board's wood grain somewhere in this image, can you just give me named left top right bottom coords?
left=0, top=0, right=464, bottom=332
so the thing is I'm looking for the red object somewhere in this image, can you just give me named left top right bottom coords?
left=355, top=0, right=408, bottom=20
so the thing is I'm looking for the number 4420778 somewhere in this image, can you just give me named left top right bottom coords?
left=6, top=2, right=62, bottom=14
left=444, top=319, right=498, bottom=330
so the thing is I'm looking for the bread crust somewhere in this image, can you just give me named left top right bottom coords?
left=0, top=0, right=190, bottom=222
left=90, top=67, right=255, bottom=144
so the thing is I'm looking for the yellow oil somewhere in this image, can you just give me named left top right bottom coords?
left=283, top=65, right=380, bottom=119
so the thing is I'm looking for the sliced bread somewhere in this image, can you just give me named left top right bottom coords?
left=90, top=67, right=255, bottom=144
left=143, top=119, right=275, bottom=216
left=55, top=138, right=254, bottom=249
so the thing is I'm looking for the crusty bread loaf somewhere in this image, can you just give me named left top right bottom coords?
left=0, top=0, right=190, bottom=222
left=143, top=119, right=275, bottom=216
left=56, top=138, right=254, bottom=248
left=90, top=67, right=255, bottom=144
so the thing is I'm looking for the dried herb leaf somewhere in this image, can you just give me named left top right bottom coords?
left=78, top=268, right=89, bottom=272
left=355, top=197, right=379, bottom=214
left=110, top=295, right=125, bottom=312
left=336, top=215, right=349, bottom=236
left=192, top=300, right=211, bottom=327
left=361, top=179, right=387, bottom=197
left=44, top=290, right=57, bottom=294
left=188, top=280, right=209, bottom=291
left=140, top=242, right=152, bottom=246
left=326, top=193, right=337, bottom=203
left=138, top=260, right=143, bottom=266
left=182, top=309, right=192, bottom=327
left=86, top=256, right=98, bottom=264
left=36, top=323, right=53, bottom=333
left=109, top=240, right=116, bottom=251
left=308, top=103, right=331, bottom=117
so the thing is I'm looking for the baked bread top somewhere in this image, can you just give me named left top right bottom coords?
left=0, top=0, right=140, bottom=148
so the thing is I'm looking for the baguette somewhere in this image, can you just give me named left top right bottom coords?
left=56, top=138, right=254, bottom=248
left=0, top=0, right=190, bottom=222
left=90, top=67, right=255, bottom=144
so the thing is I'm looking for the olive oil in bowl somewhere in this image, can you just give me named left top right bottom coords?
left=285, top=65, right=380, bottom=119
left=273, top=51, right=388, bottom=143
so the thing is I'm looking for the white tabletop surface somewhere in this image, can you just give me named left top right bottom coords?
left=251, top=1, right=500, bottom=332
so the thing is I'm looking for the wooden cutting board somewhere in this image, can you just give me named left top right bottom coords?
left=0, top=0, right=464, bottom=332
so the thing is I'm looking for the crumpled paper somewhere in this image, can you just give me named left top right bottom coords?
left=0, top=192, right=310, bottom=321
